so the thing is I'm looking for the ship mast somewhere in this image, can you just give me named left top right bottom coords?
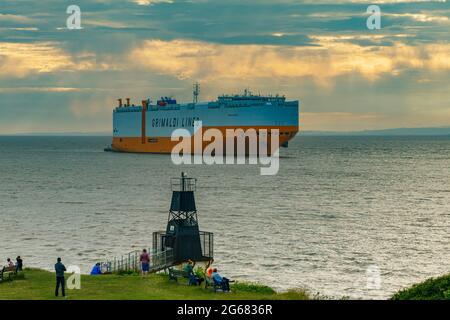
left=193, top=82, right=200, bottom=104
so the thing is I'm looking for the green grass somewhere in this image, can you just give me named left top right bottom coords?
left=391, top=273, right=450, bottom=300
left=0, top=268, right=310, bottom=300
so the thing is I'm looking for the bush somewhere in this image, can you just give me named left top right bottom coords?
left=194, top=266, right=206, bottom=279
left=232, top=282, right=276, bottom=294
left=391, top=274, right=450, bottom=300
left=277, top=289, right=312, bottom=300
left=117, top=270, right=138, bottom=276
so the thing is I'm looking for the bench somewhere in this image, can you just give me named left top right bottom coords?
left=0, top=268, right=13, bottom=283
left=168, top=268, right=190, bottom=284
left=205, top=276, right=221, bottom=292
left=205, top=276, right=235, bottom=292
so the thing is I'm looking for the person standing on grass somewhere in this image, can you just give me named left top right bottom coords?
left=15, top=256, right=23, bottom=273
left=140, top=249, right=150, bottom=277
left=55, top=257, right=67, bottom=297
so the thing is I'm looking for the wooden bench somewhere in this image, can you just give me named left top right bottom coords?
left=168, top=268, right=190, bottom=284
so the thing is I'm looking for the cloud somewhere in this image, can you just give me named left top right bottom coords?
left=68, top=95, right=112, bottom=118
left=129, top=38, right=450, bottom=86
left=0, top=42, right=76, bottom=77
left=301, top=112, right=385, bottom=131
left=0, top=87, right=95, bottom=93
left=0, top=0, right=448, bottom=132
left=132, top=0, right=173, bottom=5
left=82, top=19, right=130, bottom=29
left=386, top=12, right=450, bottom=23
left=0, top=42, right=115, bottom=78
left=1, top=27, right=39, bottom=31
left=0, top=13, right=34, bottom=23
left=306, top=0, right=447, bottom=2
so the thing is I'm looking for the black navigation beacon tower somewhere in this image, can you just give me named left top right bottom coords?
left=155, top=172, right=213, bottom=264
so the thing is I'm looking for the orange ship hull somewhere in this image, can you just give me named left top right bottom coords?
left=112, top=126, right=298, bottom=154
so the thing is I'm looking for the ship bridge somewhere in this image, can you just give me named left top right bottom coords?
left=218, top=90, right=285, bottom=102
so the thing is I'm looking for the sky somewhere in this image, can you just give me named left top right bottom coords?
left=0, top=0, right=449, bottom=133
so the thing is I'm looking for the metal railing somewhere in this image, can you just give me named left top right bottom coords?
left=101, top=248, right=175, bottom=274
left=171, top=176, right=196, bottom=192
left=149, top=248, right=175, bottom=272
left=199, top=231, right=214, bottom=259
left=100, top=250, right=140, bottom=273
left=152, top=230, right=214, bottom=262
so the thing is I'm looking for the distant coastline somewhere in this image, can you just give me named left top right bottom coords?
left=301, top=127, right=450, bottom=136
left=1, top=132, right=111, bottom=136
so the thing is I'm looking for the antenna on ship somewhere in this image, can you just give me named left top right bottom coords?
left=193, top=82, right=200, bottom=104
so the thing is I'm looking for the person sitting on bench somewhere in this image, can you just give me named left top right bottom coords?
left=212, top=268, right=230, bottom=292
left=90, top=263, right=102, bottom=275
left=184, top=260, right=203, bottom=286
left=6, top=258, right=15, bottom=272
left=184, top=259, right=195, bottom=276
left=206, top=259, right=214, bottom=279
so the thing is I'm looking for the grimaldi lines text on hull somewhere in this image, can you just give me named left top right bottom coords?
left=111, top=90, right=300, bottom=154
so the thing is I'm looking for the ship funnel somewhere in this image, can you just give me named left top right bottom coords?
left=141, top=100, right=147, bottom=144
left=118, top=98, right=122, bottom=107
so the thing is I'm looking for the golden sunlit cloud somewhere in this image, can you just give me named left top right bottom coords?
left=0, top=42, right=74, bottom=77
left=0, top=42, right=113, bottom=78
left=0, top=13, right=34, bottom=23
left=132, top=0, right=173, bottom=5
left=3, top=27, right=39, bottom=31
left=386, top=12, right=450, bottom=23
left=129, top=38, right=450, bottom=86
left=0, top=87, right=96, bottom=93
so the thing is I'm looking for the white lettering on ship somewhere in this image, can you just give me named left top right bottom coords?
left=152, top=117, right=200, bottom=128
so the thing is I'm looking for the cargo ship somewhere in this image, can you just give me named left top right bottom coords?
left=110, top=85, right=299, bottom=154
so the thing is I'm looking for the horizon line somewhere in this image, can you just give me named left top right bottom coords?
left=1, top=126, right=450, bottom=137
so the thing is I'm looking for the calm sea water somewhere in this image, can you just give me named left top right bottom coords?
left=0, top=135, right=449, bottom=299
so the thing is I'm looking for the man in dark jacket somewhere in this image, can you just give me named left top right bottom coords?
left=54, top=257, right=66, bottom=297
left=16, top=256, right=23, bottom=273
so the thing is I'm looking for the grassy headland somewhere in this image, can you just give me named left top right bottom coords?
left=0, top=268, right=310, bottom=300
left=392, top=273, right=450, bottom=300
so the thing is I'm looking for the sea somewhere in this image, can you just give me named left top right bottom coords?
left=0, top=135, right=449, bottom=299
